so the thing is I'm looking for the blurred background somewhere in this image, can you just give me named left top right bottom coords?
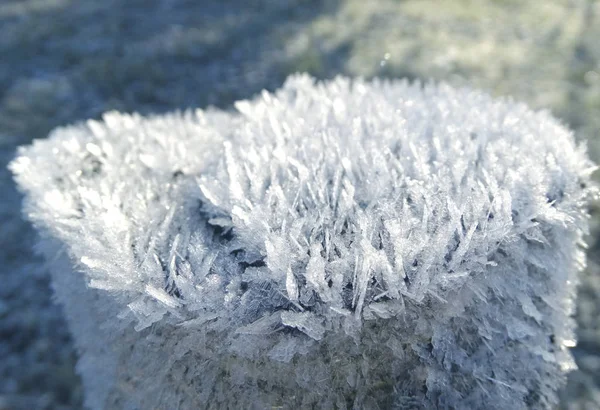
left=0, top=0, right=598, bottom=408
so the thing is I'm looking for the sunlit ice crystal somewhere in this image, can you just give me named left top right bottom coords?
left=10, top=74, right=596, bottom=409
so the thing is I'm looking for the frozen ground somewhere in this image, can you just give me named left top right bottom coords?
left=0, top=0, right=598, bottom=408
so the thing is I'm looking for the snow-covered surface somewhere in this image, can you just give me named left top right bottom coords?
left=10, top=76, right=597, bottom=409
left=1, top=0, right=600, bottom=409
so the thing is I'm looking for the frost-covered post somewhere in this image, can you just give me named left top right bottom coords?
left=11, top=75, right=596, bottom=409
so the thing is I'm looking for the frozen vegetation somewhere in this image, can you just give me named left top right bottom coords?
left=11, top=76, right=597, bottom=409
left=1, top=0, right=600, bottom=409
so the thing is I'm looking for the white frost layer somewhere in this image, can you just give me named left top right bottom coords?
left=11, top=75, right=596, bottom=409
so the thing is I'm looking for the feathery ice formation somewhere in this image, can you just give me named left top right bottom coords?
left=11, top=75, right=596, bottom=409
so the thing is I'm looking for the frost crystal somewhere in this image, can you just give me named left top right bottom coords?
left=10, top=75, right=596, bottom=409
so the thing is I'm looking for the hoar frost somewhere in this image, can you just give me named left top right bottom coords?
left=10, top=75, right=596, bottom=409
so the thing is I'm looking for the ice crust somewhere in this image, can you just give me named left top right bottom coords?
left=10, top=75, right=596, bottom=409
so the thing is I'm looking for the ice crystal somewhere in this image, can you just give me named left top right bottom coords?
left=10, top=75, right=596, bottom=409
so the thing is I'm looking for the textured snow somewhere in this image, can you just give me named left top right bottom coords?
left=11, top=75, right=596, bottom=409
